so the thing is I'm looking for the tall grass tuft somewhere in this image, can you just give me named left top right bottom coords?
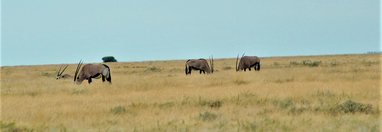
left=273, top=99, right=294, bottom=109
left=145, top=66, right=162, bottom=72
left=1, top=121, right=33, bottom=132
left=198, top=111, right=218, bottom=121
left=290, top=60, right=321, bottom=67
left=233, top=76, right=249, bottom=85
left=331, top=100, right=373, bottom=114
left=199, top=100, right=223, bottom=109
left=110, top=106, right=126, bottom=115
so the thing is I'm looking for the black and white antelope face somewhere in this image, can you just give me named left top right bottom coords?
left=56, top=65, right=71, bottom=79
left=185, top=56, right=214, bottom=75
left=74, top=60, right=112, bottom=84
left=236, top=53, right=261, bottom=72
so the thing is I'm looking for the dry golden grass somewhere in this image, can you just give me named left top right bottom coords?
left=1, top=54, right=381, bottom=131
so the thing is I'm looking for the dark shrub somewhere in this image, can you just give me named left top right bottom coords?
left=333, top=100, right=373, bottom=114
left=290, top=60, right=321, bottom=67
left=110, top=106, right=126, bottom=115
left=102, top=56, right=117, bottom=62
left=198, top=112, right=218, bottom=121
left=145, top=66, right=162, bottom=72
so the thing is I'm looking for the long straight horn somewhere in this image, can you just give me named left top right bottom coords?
left=57, top=65, right=63, bottom=76
left=74, top=60, right=83, bottom=82
left=185, top=62, right=188, bottom=75
left=236, top=54, right=239, bottom=72
left=209, top=56, right=211, bottom=73
left=211, top=55, right=214, bottom=73
left=59, top=65, right=69, bottom=76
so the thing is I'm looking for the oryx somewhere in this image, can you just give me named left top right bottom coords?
left=185, top=56, right=214, bottom=75
left=56, top=65, right=72, bottom=79
left=74, top=60, right=112, bottom=84
left=235, top=53, right=260, bottom=72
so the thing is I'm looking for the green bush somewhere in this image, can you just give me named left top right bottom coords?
left=332, top=100, right=373, bottom=114
left=145, top=67, right=162, bottom=72
left=1, top=121, right=33, bottom=132
left=273, top=99, right=294, bottom=109
left=198, top=112, right=218, bottom=121
left=157, top=102, right=175, bottom=109
left=102, top=56, right=117, bottom=62
left=289, top=60, right=321, bottom=67
left=289, top=61, right=299, bottom=65
left=199, top=100, right=223, bottom=109
left=302, top=60, right=321, bottom=67
left=110, top=106, right=126, bottom=115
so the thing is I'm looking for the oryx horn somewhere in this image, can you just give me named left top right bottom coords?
left=58, top=65, right=69, bottom=76
left=211, top=55, right=214, bottom=73
left=235, top=54, right=239, bottom=71
left=74, top=60, right=83, bottom=82
left=57, top=65, right=63, bottom=76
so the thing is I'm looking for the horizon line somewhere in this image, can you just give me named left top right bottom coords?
left=1, top=52, right=380, bottom=67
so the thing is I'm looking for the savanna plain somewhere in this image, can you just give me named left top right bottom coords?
left=1, top=54, right=381, bottom=131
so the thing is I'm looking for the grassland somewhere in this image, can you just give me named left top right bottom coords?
left=1, top=54, right=381, bottom=131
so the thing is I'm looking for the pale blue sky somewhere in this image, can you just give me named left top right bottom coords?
left=1, top=0, right=380, bottom=66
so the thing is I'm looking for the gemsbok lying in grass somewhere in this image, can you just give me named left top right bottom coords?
left=56, top=65, right=72, bottom=79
